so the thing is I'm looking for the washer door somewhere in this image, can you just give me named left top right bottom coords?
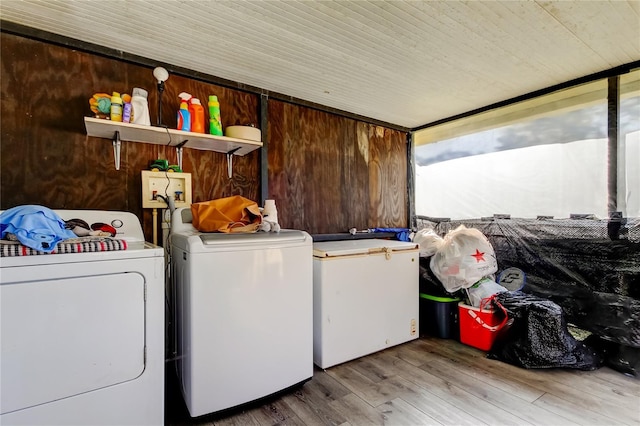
left=1, top=273, right=145, bottom=414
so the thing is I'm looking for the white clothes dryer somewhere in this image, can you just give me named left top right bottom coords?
left=0, top=210, right=164, bottom=426
left=170, top=208, right=313, bottom=417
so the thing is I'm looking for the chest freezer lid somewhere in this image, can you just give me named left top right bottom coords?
left=313, top=238, right=418, bottom=258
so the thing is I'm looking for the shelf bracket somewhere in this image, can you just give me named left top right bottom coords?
left=175, top=140, right=188, bottom=172
left=112, top=131, right=121, bottom=170
left=226, top=147, right=241, bottom=179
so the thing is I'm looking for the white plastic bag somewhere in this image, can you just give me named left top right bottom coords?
left=466, top=278, right=507, bottom=307
left=429, top=225, right=498, bottom=293
left=412, top=227, right=444, bottom=257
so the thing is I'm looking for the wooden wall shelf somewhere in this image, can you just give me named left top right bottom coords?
left=84, top=117, right=262, bottom=173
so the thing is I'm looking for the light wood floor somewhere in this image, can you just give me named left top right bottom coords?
left=165, top=336, right=640, bottom=426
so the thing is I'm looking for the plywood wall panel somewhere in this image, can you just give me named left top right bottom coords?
left=268, top=100, right=308, bottom=231
left=268, top=100, right=407, bottom=234
left=301, top=107, right=348, bottom=234
left=366, top=124, right=407, bottom=228
left=0, top=34, right=130, bottom=212
left=343, top=119, right=369, bottom=230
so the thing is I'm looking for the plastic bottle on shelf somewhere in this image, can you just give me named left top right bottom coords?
left=121, top=93, right=132, bottom=123
left=177, top=101, right=191, bottom=132
left=131, top=88, right=151, bottom=126
left=178, top=92, right=196, bottom=132
left=190, top=98, right=205, bottom=133
left=110, top=92, right=123, bottom=122
left=122, top=102, right=132, bottom=123
left=208, top=95, right=223, bottom=136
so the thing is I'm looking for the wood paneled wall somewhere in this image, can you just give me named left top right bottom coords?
left=268, top=101, right=407, bottom=234
left=1, top=32, right=408, bottom=239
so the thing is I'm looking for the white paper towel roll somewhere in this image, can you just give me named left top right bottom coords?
left=263, top=199, right=278, bottom=224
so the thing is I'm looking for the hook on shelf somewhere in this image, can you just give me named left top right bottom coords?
left=112, top=131, right=121, bottom=170
left=175, top=140, right=188, bottom=172
left=226, top=147, right=241, bottom=179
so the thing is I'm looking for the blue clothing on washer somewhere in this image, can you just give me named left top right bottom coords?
left=0, top=205, right=76, bottom=253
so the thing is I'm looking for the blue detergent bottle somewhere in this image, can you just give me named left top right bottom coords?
left=177, top=101, right=191, bottom=131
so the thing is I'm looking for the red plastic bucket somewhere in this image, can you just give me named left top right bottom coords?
left=458, top=300, right=508, bottom=351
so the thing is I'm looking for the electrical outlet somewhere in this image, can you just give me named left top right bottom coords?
left=141, top=170, right=192, bottom=208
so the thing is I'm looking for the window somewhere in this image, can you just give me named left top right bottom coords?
left=619, top=70, right=640, bottom=217
left=414, top=73, right=639, bottom=220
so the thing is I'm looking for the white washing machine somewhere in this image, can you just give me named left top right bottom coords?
left=0, top=210, right=164, bottom=426
left=170, top=208, right=313, bottom=417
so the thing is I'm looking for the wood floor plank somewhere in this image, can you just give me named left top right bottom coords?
left=421, top=336, right=639, bottom=398
left=356, top=349, right=484, bottom=425
left=332, top=352, right=505, bottom=425
left=376, top=341, right=439, bottom=367
left=411, top=337, right=486, bottom=362
left=532, top=392, right=632, bottom=426
left=326, top=351, right=486, bottom=425
left=328, top=393, right=386, bottom=425
left=281, top=392, right=339, bottom=426
left=368, top=351, right=529, bottom=425
left=365, top=349, right=433, bottom=378
left=325, top=363, right=379, bottom=402
left=371, top=371, right=488, bottom=426
left=327, top=363, right=412, bottom=408
left=212, top=410, right=259, bottom=426
left=308, top=368, right=355, bottom=401
left=271, top=414, right=306, bottom=426
left=419, top=339, right=639, bottom=404
left=246, top=399, right=298, bottom=426
left=420, top=358, right=581, bottom=426
left=349, top=357, right=393, bottom=383
left=399, top=339, right=545, bottom=403
left=526, top=369, right=639, bottom=424
left=536, top=368, right=639, bottom=405
left=417, top=338, right=640, bottom=424
left=281, top=376, right=349, bottom=426
left=434, top=334, right=640, bottom=404
left=571, top=367, right=640, bottom=397
left=376, top=397, right=442, bottom=425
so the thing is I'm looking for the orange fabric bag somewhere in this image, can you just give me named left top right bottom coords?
left=190, top=195, right=262, bottom=233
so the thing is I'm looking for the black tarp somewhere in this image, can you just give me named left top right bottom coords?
left=487, top=291, right=602, bottom=370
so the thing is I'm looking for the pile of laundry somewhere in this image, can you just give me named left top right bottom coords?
left=0, top=205, right=121, bottom=256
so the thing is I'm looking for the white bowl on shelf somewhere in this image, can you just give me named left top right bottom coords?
left=225, top=125, right=261, bottom=142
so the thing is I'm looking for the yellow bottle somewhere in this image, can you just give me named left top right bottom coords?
left=110, top=92, right=123, bottom=122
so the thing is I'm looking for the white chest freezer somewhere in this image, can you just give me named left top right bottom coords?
left=312, top=238, right=419, bottom=369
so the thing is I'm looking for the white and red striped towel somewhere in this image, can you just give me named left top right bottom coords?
left=1, top=238, right=127, bottom=257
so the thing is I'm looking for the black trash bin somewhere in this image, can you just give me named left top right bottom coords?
left=419, top=293, right=460, bottom=339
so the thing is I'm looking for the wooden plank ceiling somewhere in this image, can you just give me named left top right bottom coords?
left=1, top=0, right=638, bottom=128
